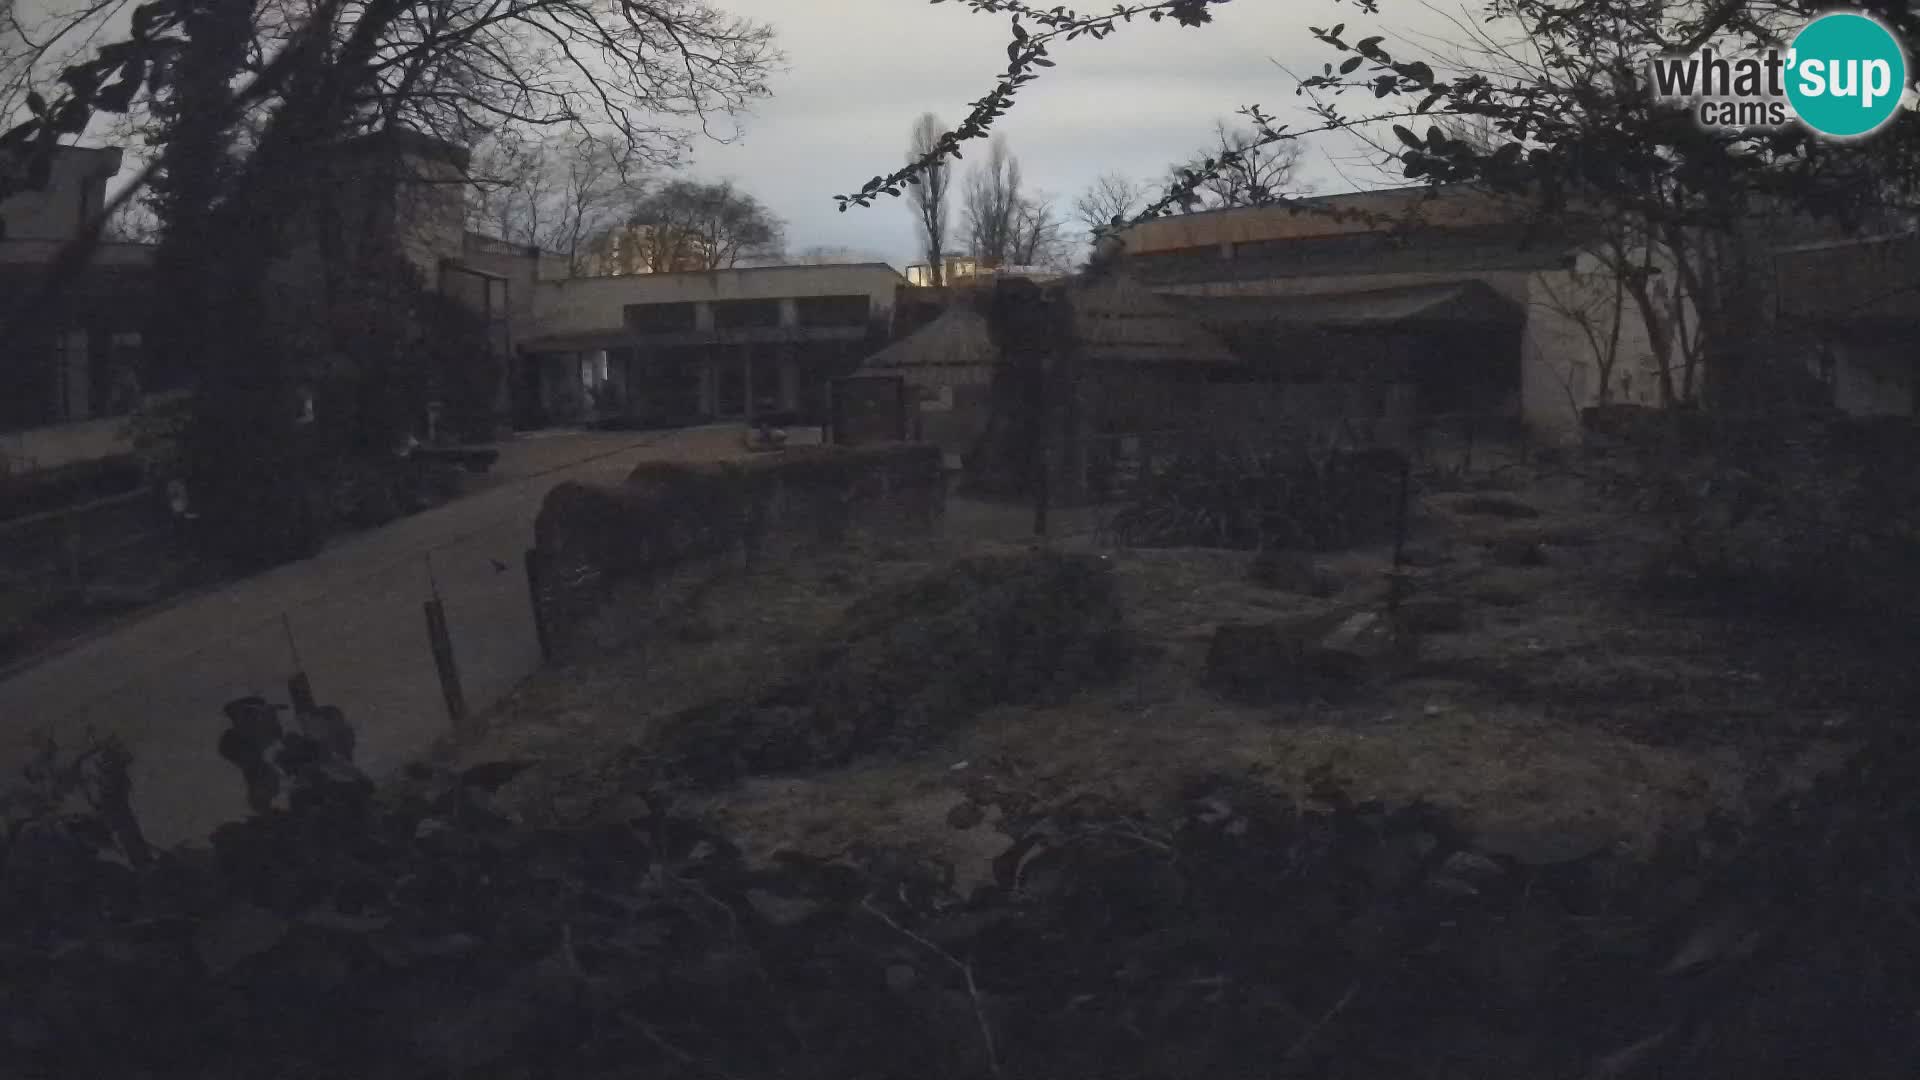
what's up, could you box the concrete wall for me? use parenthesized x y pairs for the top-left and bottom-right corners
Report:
(1828, 341), (1915, 415)
(1150, 262), (1677, 445)
(1520, 260), (1671, 443)
(0, 147), (121, 242)
(391, 151), (469, 285)
(529, 264), (906, 339)
(528, 443), (945, 662)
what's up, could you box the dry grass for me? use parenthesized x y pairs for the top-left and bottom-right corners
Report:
(473, 480), (1856, 883)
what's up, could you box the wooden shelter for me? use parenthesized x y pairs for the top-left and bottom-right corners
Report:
(859, 301), (999, 467)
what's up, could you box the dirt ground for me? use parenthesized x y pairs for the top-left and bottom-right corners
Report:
(470, 473), (1857, 889)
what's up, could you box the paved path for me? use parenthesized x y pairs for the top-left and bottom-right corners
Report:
(0, 425), (754, 846)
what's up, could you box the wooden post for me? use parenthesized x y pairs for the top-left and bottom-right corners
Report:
(1033, 353), (1051, 539)
(424, 596), (472, 741)
(287, 671), (316, 716)
(524, 548), (553, 664)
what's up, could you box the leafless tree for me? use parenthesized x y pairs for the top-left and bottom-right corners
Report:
(467, 132), (636, 272)
(906, 112), (952, 285)
(0, 0), (132, 122)
(590, 178), (784, 273)
(792, 244), (881, 264)
(1168, 120), (1304, 210)
(1010, 192), (1074, 270)
(964, 135), (1024, 267)
(1073, 171), (1148, 235)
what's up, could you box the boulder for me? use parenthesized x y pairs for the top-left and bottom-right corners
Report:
(1396, 594), (1465, 633)
(1486, 537), (1548, 567)
(1206, 608), (1415, 703)
(1249, 549), (1341, 597)
(1454, 494), (1542, 519)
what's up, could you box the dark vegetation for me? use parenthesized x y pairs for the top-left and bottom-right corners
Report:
(652, 552), (1133, 784)
(1103, 438), (1408, 551)
(9, 500), (1920, 1078)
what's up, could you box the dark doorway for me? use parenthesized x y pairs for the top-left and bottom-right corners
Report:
(717, 359), (746, 417)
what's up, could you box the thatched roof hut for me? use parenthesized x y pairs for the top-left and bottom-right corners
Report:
(863, 304), (997, 371)
(1065, 274), (1244, 370)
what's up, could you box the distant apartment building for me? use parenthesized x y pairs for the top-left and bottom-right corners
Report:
(1110, 186), (1667, 442)
(517, 263), (907, 425)
(904, 254), (1065, 287)
(905, 254), (977, 287)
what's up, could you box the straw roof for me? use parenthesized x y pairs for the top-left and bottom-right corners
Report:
(1165, 280), (1524, 334)
(1066, 274), (1243, 369)
(863, 304), (998, 368)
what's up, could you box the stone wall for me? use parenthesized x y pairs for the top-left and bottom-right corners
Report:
(529, 442), (945, 662)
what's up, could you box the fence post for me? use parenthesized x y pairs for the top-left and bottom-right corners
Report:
(524, 548), (552, 665)
(424, 595), (473, 741)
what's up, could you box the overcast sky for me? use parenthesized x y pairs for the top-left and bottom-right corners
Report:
(701, 0), (1423, 267)
(9, 0), (1473, 268)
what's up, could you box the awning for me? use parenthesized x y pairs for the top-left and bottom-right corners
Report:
(1164, 279), (1524, 332)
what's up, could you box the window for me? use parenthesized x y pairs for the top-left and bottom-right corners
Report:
(795, 294), (870, 328)
(711, 299), (783, 330)
(624, 302), (698, 333)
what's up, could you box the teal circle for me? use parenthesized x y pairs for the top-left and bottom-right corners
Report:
(1786, 13), (1907, 138)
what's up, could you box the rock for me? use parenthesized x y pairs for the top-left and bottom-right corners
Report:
(746, 889), (825, 928)
(1249, 550), (1340, 597)
(1455, 494), (1542, 519)
(1396, 594), (1465, 633)
(885, 963), (920, 993)
(1474, 823), (1618, 867)
(1397, 543), (1451, 568)
(1430, 849), (1506, 896)
(945, 800), (986, 830)
(1487, 537), (1548, 567)
(1205, 609), (1414, 703)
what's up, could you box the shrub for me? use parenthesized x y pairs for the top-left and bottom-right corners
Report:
(652, 551), (1134, 783)
(1104, 438), (1407, 551)
(8, 660), (1920, 1080)
(1631, 414), (1920, 623)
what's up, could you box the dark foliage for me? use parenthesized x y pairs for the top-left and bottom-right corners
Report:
(654, 551), (1134, 784)
(7, 694), (1920, 1080)
(1106, 439), (1407, 551)
(1602, 409), (1920, 627)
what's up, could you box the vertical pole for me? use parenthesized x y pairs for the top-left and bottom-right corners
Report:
(284, 612), (316, 717)
(1033, 354), (1051, 539)
(421, 555), (471, 741)
(424, 596), (471, 741)
(524, 548), (553, 664)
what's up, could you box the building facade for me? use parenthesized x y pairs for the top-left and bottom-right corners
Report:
(0, 146), (158, 470)
(1112, 186), (1677, 443)
(518, 263), (906, 426)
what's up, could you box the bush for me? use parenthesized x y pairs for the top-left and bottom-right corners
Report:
(653, 551), (1134, 783)
(1104, 439), (1407, 551)
(1630, 414), (1920, 622)
(9, 707), (1920, 1080)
